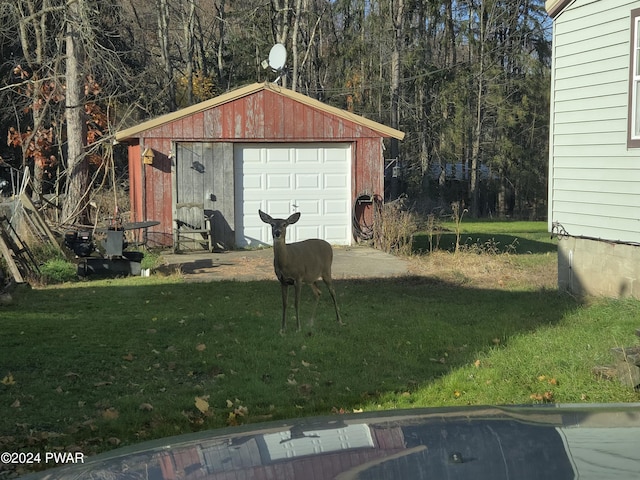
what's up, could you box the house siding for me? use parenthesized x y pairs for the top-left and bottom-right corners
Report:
(549, 0), (640, 244)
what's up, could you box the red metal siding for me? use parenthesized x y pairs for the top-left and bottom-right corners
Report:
(127, 143), (142, 223)
(138, 138), (173, 245)
(128, 88), (388, 247)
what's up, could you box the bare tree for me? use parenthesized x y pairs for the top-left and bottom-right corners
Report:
(62, 0), (89, 224)
(156, 0), (176, 111)
(11, 0), (66, 195)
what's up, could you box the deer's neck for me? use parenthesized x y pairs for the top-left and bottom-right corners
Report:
(272, 238), (292, 279)
(273, 238), (288, 261)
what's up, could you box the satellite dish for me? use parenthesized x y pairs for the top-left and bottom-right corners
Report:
(261, 43), (287, 84)
(268, 43), (287, 71)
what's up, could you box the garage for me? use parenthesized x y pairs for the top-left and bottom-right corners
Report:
(115, 82), (404, 249)
(234, 143), (351, 247)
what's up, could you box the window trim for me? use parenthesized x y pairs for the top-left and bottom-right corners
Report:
(627, 8), (640, 148)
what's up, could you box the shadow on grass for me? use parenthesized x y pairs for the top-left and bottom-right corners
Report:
(0, 275), (577, 462)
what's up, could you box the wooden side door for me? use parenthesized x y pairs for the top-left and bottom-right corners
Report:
(174, 142), (235, 250)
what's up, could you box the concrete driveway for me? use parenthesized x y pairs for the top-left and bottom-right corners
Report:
(160, 245), (411, 282)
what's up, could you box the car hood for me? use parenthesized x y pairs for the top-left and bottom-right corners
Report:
(18, 403), (640, 480)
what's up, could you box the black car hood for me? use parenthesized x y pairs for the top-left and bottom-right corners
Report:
(18, 403), (640, 480)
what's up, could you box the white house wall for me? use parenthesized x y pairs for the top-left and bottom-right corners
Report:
(549, 0), (640, 244)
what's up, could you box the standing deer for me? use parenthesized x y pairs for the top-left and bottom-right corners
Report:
(259, 210), (343, 332)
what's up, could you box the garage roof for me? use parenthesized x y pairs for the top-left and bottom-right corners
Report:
(545, 0), (572, 19)
(115, 82), (405, 142)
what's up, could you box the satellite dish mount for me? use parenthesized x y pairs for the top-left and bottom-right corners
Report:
(261, 43), (287, 85)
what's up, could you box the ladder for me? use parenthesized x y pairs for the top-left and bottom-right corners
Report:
(0, 215), (39, 283)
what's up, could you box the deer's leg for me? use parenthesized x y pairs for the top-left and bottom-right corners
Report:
(308, 282), (322, 327)
(294, 280), (302, 332)
(280, 283), (289, 333)
(323, 277), (343, 325)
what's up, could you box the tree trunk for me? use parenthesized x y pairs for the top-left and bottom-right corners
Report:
(183, 0), (196, 105)
(17, 0), (49, 196)
(271, 0), (291, 88)
(469, 0), (485, 218)
(62, 0), (89, 225)
(290, 0), (302, 91)
(157, 0), (175, 111)
(389, 0), (404, 200)
(214, 0), (226, 85)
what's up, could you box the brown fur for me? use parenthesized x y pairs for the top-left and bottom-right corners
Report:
(259, 210), (343, 332)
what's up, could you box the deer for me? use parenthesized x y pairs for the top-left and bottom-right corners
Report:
(259, 210), (343, 333)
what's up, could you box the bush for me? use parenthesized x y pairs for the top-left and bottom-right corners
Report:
(140, 249), (163, 270)
(373, 197), (416, 255)
(40, 258), (77, 284)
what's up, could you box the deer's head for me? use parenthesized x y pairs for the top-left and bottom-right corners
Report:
(259, 210), (300, 240)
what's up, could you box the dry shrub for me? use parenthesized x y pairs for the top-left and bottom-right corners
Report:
(89, 186), (130, 226)
(408, 250), (557, 291)
(424, 212), (444, 252)
(373, 196), (417, 255)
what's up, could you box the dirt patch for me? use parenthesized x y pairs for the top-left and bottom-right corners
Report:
(158, 246), (412, 282)
(157, 247), (557, 290)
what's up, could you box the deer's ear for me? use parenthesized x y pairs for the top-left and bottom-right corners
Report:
(287, 212), (301, 225)
(258, 210), (273, 224)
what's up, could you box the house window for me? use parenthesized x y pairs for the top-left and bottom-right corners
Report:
(628, 8), (640, 147)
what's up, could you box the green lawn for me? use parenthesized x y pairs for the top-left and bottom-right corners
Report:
(1, 220), (639, 476)
(414, 220), (556, 254)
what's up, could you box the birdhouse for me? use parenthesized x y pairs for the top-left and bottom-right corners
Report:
(142, 147), (154, 165)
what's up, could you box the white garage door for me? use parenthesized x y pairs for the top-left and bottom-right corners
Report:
(235, 143), (352, 247)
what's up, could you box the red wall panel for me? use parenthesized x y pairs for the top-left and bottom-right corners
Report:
(128, 88), (390, 247)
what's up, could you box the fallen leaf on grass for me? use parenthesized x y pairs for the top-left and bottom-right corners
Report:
(530, 391), (554, 403)
(122, 353), (134, 361)
(537, 375), (559, 386)
(102, 408), (120, 420)
(195, 343), (206, 352)
(11, 399), (20, 408)
(474, 359), (481, 368)
(139, 403), (154, 411)
(1, 373), (16, 385)
(195, 396), (210, 413)
(301, 360), (311, 367)
(227, 411), (238, 426)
